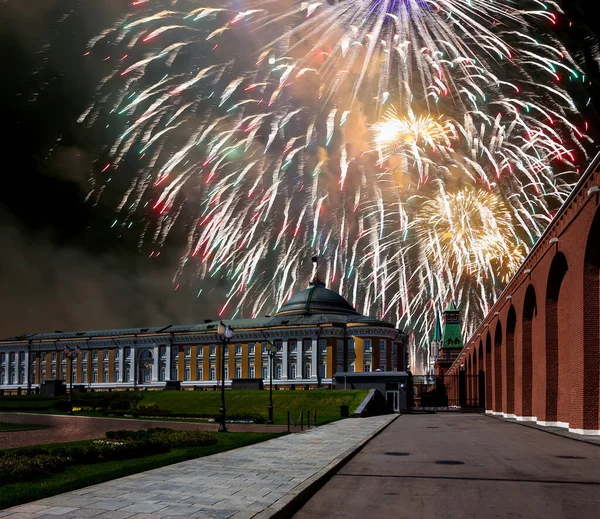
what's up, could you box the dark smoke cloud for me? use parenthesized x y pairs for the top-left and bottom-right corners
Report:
(0, 213), (219, 339)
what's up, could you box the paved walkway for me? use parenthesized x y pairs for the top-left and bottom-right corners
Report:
(0, 413), (293, 449)
(0, 415), (396, 519)
(294, 413), (600, 519)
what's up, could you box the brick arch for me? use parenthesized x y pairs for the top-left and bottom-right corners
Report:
(505, 305), (517, 416)
(583, 206), (600, 431)
(467, 354), (473, 402)
(522, 284), (537, 418)
(494, 321), (503, 413)
(478, 341), (484, 408)
(545, 252), (568, 424)
(485, 331), (492, 411)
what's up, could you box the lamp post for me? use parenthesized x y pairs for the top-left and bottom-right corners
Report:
(63, 346), (81, 415)
(217, 321), (234, 432)
(267, 344), (277, 424)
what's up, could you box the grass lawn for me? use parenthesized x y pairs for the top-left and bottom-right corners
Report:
(0, 422), (50, 432)
(0, 432), (282, 510)
(141, 389), (369, 425)
(0, 390), (369, 425)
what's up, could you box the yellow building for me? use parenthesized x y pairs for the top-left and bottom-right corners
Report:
(0, 281), (407, 392)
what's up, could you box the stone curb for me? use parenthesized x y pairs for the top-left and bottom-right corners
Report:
(253, 414), (400, 519)
(484, 413), (600, 447)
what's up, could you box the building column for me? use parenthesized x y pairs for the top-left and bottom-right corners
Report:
(118, 347), (124, 383)
(281, 340), (288, 380)
(24, 350), (30, 390)
(152, 345), (159, 382)
(311, 338), (318, 379)
(130, 347), (137, 383)
(166, 347), (172, 381)
(298, 341), (304, 379)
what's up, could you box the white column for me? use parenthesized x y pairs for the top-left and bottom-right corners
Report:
(24, 350), (30, 389)
(130, 347), (136, 383)
(152, 345), (159, 382)
(311, 338), (318, 379)
(118, 347), (124, 383)
(298, 340), (304, 379)
(281, 340), (288, 380)
(166, 347), (172, 381)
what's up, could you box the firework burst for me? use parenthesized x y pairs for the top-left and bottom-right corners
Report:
(78, 0), (593, 372)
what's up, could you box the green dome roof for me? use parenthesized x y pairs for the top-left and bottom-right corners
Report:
(275, 282), (359, 316)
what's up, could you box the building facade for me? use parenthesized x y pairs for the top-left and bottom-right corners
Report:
(445, 154), (600, 435)
(0, 281), (408, 393)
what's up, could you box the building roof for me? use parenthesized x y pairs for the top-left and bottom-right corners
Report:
(432, 312), (442, 342)
(0, 283), (399, 345)
(274, 281), (360, 316)
(445, 301), (458, 312)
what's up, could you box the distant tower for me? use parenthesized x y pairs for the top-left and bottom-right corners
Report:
(435, 301), (464, 377)
(428, 312), (442, 376)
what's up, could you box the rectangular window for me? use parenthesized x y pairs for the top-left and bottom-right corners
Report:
(93, 351), (98, 361)
(185, 368), (191, 381)
(235, 344), (242, 355)
(305, 364), (311, 378)
(92, 371), (98, 383)
(249, 344), (255, 354)
(290, 364), (296, 379)
(197, 367), (203, 380)
(51, 370), (56, 380)
(275, 340), (282, 352)
(185, 347), (191, 358)
(60, 368), (66, 380)
(51, 352), (56, 361)
(114, 370), (120, 382)
(125, 347), (131, 358)
(249, 366), (255, 378)
(364, 339), (372, 352)
(235, 367), (241, 378)
(209, 367), (216, 381)
(319, 364), (325, 378)
(262, 366), (268, 379)
(262, 344), (267, 354)
(210, 345), (216, 356)
(304, 340), (312, 352)
(160, 368), (166, 382)
(114, 349), (120, 359)
(159, 346), (166, 357)
(276, 365), (282, 379)
(72, 370), (77, 382)
(224, 367), (229, 380)
(319, 339), (327, 351)
(290, 341), (297, 353)
(364, 364), (371, 372)
(19, 371), (25, 384)
(103, 350), (109, 360)
(41, 352), (46, 362)
(103, 370), (108, 383)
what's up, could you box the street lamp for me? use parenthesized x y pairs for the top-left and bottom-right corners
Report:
(217, 321), (234, 432)
(267, 343), (277, 424)
(63, 346), (81, 415)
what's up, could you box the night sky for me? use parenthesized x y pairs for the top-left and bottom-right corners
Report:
(0, 0), (598, 340)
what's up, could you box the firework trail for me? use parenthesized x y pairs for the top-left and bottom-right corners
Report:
(79, 0), (593, 371)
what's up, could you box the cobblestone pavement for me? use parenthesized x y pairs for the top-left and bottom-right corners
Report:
(0, 414), (396, 519)
(0, 414), (295, 449)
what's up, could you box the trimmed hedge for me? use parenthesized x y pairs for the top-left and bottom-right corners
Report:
(0, 454), (68, 482)
(0, 428), (217, 485)
(105, 428), (218, 448)
(102, 410), (266, 423)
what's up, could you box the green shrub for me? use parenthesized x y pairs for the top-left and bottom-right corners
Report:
(0, 454), (68, 484)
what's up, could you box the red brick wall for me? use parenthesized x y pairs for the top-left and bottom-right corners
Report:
(448, 160), (600, 432)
